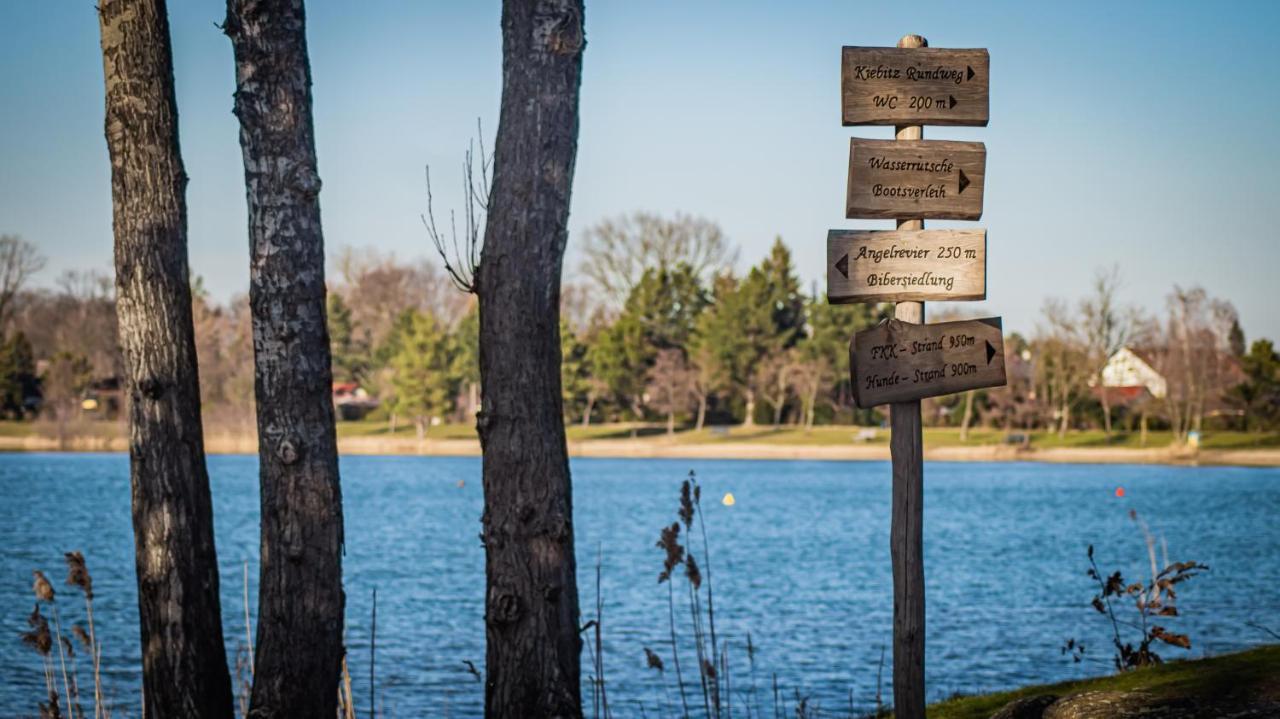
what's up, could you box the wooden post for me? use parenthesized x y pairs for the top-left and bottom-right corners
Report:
(890, 31), (928, 719)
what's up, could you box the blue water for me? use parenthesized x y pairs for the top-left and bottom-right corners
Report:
(1, 454), (1277, 717)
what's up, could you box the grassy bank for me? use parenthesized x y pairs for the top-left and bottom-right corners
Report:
(334, 419), (1280, 451)
(928, 644), (1280, 718)
(4, 420), (1279, 466)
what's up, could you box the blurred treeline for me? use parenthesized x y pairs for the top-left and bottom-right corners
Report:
(1, 215), (1276, 440)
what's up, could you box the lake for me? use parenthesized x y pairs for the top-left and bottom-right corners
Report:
(1, 453), (1277, 717)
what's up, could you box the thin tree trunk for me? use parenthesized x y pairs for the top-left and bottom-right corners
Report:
(959, 390), (974, 441)
(1101, 388), (1112, 436)
(744, 388), (756, 427)
(475, 1), (585, 716)
(224, 2), (345, 715)
(667, 410), (675, 436)
(98, 2), (234, 716)
(695, 393), (707, 431)
(581, 392), (595, 428)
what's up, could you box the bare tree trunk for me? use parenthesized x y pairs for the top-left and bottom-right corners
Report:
(1101, 388), (1112, 436)
(224, 1), (345, 715)
(959, 390), (974, 441)
(99, 2), (234, 716)
(1059, 399), (1070, 438)
(667, 410), (675, 436)
(475, 1), (585, 716)
(695, 393), (707, 431)
(581, 391), (595, 428)
(744, 388), (756, 427)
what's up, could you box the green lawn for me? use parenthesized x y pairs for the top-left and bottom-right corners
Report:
(927, 644), (1280, 719)
(5, 417), (1278, 451)
(332, 420), (1280, 450)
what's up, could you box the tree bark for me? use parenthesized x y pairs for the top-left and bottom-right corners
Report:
(98, 1), (234, 716)
(959, 389), (974, 441)
(475, 1), (585, 717)
(224, 1), (345, 716)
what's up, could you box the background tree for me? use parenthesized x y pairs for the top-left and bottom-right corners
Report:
(0, 332), (37, 419)
(646, 347), (696, 435)
(1080, 266), (1137, 436)
(225, 0), (345, 714)
(0, 235), (46, 333)
(327, 292), (371, 385)
(578, 211), (737, 306)
(1036, 299), (1091, 436)
(98, 0), (234, 714)
(389, 310), (455, 438)
(1227, 339), (1280, 431)
(473, 0), (587, 715)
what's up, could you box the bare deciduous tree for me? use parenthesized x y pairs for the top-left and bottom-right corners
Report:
(1080, 266), (1139, 436)
(98, 0), (234, 715)
(578, 212), (737, 306)
(646, 348), (696, 435)
(0, 235), (45, 333)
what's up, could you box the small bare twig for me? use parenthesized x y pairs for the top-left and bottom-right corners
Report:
(423, 119), (491, 294)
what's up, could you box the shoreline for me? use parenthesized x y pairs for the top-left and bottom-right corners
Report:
(3, 433), (1277, 468)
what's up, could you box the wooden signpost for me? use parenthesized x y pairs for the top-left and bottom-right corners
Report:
(845, 138), (986, 220)
(830, 34), (1003, 719)
(827, 229), (986, 303)
(850, 317), (1006, 407)
(841, 46), (990, 126)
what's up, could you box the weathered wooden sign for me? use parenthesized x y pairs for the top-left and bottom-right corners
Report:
(846, 138), (986, 220)
(841, 46), (990, 126)
(827, 229), (986, 303)
(850, 317), (1006, 407)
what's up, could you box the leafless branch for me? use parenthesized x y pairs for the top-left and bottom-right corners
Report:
(423, 121), (491, 294)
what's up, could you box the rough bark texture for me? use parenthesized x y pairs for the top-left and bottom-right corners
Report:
(477, 1), (586, 716)
(224, 1), (345, 716)
(890, 33), (928, 719)
(98, 1), (235, 716)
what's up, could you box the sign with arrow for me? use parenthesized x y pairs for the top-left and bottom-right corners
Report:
(846, 138), (986, 220)
(849, 317), (1006, 407)
(841, 46), (989, 126)
(828, 229), (986, 303)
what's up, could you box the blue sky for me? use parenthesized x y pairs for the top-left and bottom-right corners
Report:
(2, 1), (1277, 340)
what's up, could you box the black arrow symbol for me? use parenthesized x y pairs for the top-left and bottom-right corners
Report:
(835, 253), (849, 279)
(958, 169), (970, 194)
(986, 340), (997, 365)
(949, 95), (957, 109)
(966, 65), (975, 81)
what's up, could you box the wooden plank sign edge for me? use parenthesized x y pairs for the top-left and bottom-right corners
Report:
(849, 316), (1006, 408)
(841, 46), (990, 127)
(845, 138), (987, 221)
(827, 228), (987, 303)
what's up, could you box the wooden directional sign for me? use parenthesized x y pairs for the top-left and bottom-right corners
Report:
(828, 229), (986, 303)
(841, 46), (990, 126)
(850, 317), (1006, 408)
(846, 138), (986, 220)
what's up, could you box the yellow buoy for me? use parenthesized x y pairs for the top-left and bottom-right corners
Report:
(722, 492), (735, 506)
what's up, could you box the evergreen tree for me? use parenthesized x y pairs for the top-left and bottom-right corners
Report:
(0, 332), (37, 418)
(389, 310), (456, 438)
(591, 263), (708, 417)
(327, 292), (370, 384)
(1228, 339), (1280, 431)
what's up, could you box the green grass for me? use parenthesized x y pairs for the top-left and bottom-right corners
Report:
(327, 419), (1280, 450)
(927, 644), (1280, 719)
